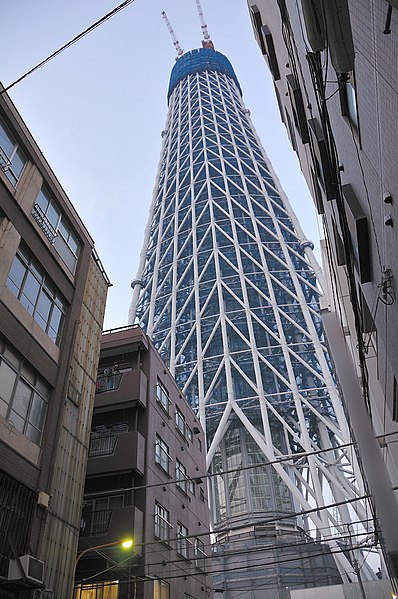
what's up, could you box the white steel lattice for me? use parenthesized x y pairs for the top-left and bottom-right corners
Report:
(129, 49), (375, 587)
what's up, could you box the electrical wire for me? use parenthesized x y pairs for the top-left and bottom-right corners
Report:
(77, 534), (376, 586)
(83, 438), (359, 499)
(78, 492), (371, 567)
(0, 0), (136, 94)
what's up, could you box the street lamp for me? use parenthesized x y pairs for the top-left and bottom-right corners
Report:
(75, 538), (134, 566)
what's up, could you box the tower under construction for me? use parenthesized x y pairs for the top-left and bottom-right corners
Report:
(129, 22), (376, 597)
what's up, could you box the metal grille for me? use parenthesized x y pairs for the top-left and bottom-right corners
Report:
(0, 471), (36, 577)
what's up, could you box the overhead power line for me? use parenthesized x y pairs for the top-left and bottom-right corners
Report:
(1, 0), (136, 94)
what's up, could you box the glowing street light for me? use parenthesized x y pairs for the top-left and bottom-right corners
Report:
(75, 538), (134, 566)
(121, 539), (133, 550)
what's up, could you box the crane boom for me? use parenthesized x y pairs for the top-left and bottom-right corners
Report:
(161, 11), (184, 58)
(195, 0), (210, 39)
(195, 0), (214, 48)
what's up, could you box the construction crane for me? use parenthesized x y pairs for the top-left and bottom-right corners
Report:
(161, 11), (184, 59)
(195, 0), (214, 48)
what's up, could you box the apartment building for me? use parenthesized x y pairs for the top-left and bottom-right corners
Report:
(0, 84), (109, 597)
(75, 325), (212, 599)
(247, 0), (398, 587)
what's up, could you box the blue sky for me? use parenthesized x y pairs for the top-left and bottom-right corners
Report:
(1, 0), (321, 329)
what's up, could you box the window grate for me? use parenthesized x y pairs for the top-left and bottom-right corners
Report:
(32, 203), (57, 242)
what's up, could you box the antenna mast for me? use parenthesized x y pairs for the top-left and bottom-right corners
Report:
(161, 11), (184, 59)
(195, 0), (214, 48)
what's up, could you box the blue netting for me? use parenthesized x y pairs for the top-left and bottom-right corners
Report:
(167, 48), (242, 100)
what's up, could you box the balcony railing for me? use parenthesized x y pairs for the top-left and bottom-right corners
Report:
(89, 434), (118, 457)
(96, 372), (122, 393)
(31, 203), (57, 242)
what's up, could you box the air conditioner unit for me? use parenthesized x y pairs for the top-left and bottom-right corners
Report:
(8, 554), (44, 585)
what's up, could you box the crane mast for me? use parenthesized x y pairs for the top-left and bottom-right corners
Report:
(161, 11), (184, 59)
(195, 0), (214, 48)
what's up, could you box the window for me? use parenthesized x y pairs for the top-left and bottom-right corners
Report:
(156, 380), (170, 414)
(342, 184), (371, 283)
(186, 424), (193, 442)
(308, 118), (336, 201)
(74, 582), (119, 599)
(177, 522), (189, 559)
(175, 406), (187, 437)
(154, 503), (172, 543)
(260, 25), (281, 81)
(187, 477), (195, 496)
(153, 579), (169, 599)
(0, 339), (49, 445)
(176, 459), (188, 494)
(339, 72), (359, 130)
(0, 118), (27, 186)
(175, 406), (193, 442)
(32, 186), (81, 273)
(155, 435), (172, 474)
(286, 74), (309, 143)
(194, 537), (206, 571)
(6, 244), (67, 345)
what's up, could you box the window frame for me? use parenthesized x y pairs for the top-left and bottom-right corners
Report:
(155, 434), (172, 475)
(339, 71), (359, 132)
(176, 521), (189, 559)
(0, 339), (49, 445)
(176, 459), (188, 494)
(153, 579), (170, 599)
(156, 380), (171, 415)
(154, 502), (172, 544)
(32, 186), (81, 274)
(6, 245), (67, 345)
(0, 118), (27, 187)
(194, 537), (206, 572)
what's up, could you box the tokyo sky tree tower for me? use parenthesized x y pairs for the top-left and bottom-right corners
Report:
(129, 40), (375, 597)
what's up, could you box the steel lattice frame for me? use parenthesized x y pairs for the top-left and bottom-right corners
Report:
(129, 49), (374, 584)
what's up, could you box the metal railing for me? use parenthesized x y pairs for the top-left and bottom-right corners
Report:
(31, 203), (57, 242)
(95, 372), (122, 393)
(89, 434), (118, 457)
(80, 509), (112, 537)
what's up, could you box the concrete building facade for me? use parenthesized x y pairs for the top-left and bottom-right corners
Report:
(247, 0), (398, 589)
(0, 85), (109, 597)
(76, 325), (212, 599)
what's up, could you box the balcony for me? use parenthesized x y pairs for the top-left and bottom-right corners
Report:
(94, 368), (148, 410)
(80, 505), (143, 556)
(86, 430), (145, 476)
(95, 371), (122, 394)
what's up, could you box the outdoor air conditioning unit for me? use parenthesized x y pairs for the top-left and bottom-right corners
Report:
(8, 555), (44, 585)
